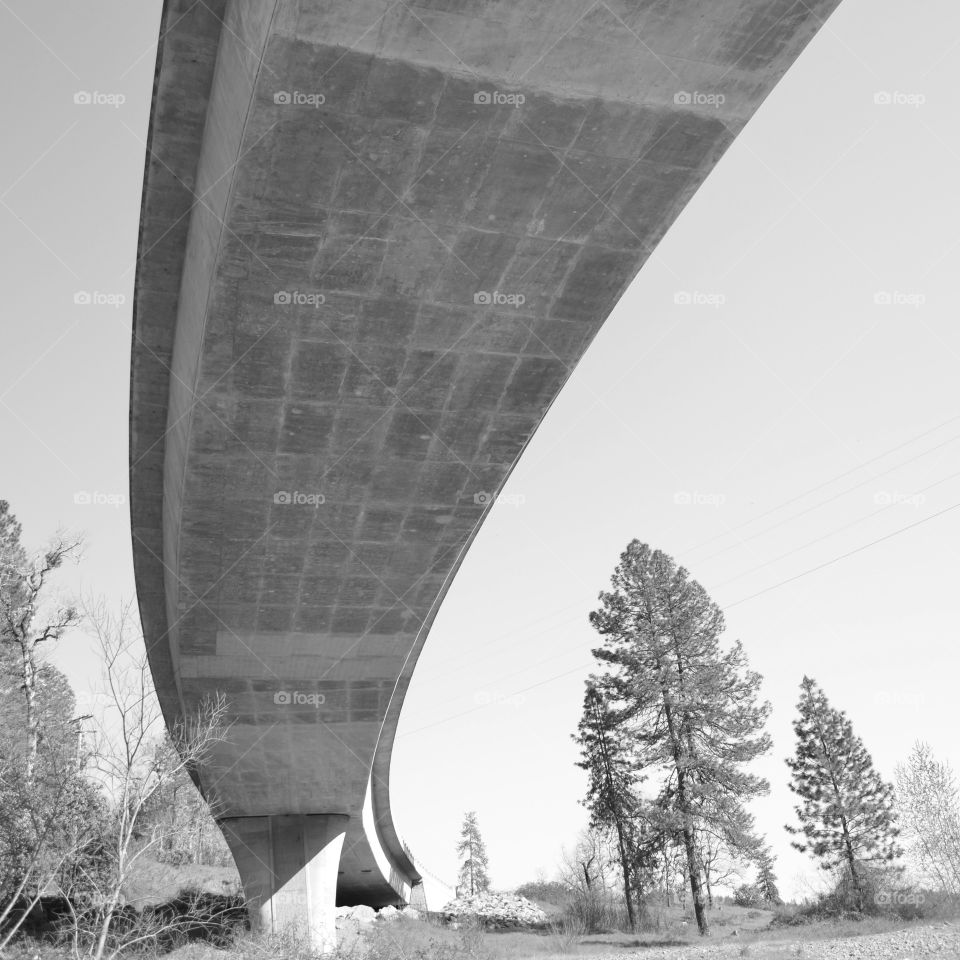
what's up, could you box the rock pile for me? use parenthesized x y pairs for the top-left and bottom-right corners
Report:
(334, 903), (420, 926)
(335, 904), (377, 925)
(441, 892), (547, 928)
(376, 905), (419, 921)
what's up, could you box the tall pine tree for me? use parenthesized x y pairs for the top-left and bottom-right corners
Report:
(754, 846), (782, 905)
(575, 684), (644, 929)
(588, 542), (771, 936)
(786, 676), (901, 911)
(457, 811), (490, 896)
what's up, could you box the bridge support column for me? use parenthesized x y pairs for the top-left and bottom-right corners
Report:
(221, 814), (349, 953)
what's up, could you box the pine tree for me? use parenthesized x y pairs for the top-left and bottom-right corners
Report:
(575, 684), (643, 929)
(785, 676), (901, 911)
(589, 541), (772, 936)
(755, 846), (782, 905)
(457, 811), (490, 896)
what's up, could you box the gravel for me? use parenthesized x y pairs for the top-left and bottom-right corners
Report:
(604, 923), (960, 959)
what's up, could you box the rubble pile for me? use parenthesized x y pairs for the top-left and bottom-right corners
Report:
(335, 903), (420, 926)
(441, 891), (548, 928)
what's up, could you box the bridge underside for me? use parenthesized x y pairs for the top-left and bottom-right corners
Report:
(131, 0), (841, 947)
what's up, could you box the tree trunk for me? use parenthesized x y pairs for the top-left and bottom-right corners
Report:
(841, 819), (864, 912)
(21, 637), (38, 784)
(681, 823), (708, 934)
(613, 823), (636, 931)
(92, 889), (122, 960)
(812, 727), (865, 913)
(661, 684), (708, 936)
(587, 695), (635, 931)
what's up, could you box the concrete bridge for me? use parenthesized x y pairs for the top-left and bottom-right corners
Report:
(131, 0), (840, 947)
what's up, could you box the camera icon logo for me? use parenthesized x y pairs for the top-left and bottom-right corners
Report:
(473, 91), (492, 105)
(274, 91), (291, 105)
(74, 91), (92, 105)
(273, 491), (292, 505)
(274, 290), (292, 305)
(473, 491), (493, 506)
(674, 91), (692, 105)
(674, 291), (692, 306)
(473, 291), (492, 305)
(274, 691), (292, 705)
(874, 291), (892, 305)
(74, 291), (92, 305)
(874, 91), (892, 105)
(73, 491), (92, 505)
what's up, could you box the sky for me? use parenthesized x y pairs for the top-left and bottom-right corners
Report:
(1, 0), (959, 910)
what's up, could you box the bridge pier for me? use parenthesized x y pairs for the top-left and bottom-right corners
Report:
(221, 813), (349, 952)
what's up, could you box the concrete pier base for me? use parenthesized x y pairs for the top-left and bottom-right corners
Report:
(221, 814), (349, 953)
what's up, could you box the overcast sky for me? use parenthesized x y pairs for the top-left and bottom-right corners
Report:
(2, 0), (959, 909)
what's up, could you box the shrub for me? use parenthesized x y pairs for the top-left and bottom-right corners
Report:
(514, 880), (569, 906)
(734, 884), (763, 908)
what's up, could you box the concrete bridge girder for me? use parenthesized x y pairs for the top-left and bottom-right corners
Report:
(131, 0), (842, 948)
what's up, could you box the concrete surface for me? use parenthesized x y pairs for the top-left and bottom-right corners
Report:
(130, 0), (842, 942)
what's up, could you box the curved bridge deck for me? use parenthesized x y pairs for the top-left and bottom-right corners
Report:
(130, 0), (840, 943)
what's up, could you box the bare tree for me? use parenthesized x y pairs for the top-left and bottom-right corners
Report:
(697, 832), (743, 908)
(560, 827), (617, 897)
(0, 526), (82, 784)
(896, 741), (960, 895)
(69, 599), (228, 960)
(0, 512), (95, 950)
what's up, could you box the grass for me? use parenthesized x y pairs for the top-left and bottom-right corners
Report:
(8, 893), (958, 960)
(159, 911), (937, 960)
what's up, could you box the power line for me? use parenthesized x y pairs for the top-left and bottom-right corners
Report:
(683, 414), (960, 555)
(401, 500), (960, 737)
(698, 430), (960, 563)
(723, 499), (960, 609)
(714, 467), (960, 589)
(412, 420), (960, 685)
(399, 660), (593, 738)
